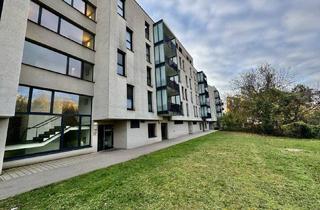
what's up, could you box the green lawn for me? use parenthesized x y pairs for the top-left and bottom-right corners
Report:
(1, 132), (320, 210)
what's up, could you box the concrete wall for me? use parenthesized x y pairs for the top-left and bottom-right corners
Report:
(126, 121), (161, 149)
(94, 0), (159, 122)
(20, 65), (94, 97)
(0, 0), (29, 117)
(167, 121), (189, 139)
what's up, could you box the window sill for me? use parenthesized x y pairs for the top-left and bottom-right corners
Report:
(127, 48), (134, 53)
(117, 73), (127, 78)
(22, 63), (95, 84)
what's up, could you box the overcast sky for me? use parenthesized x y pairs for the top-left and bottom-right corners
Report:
(137, 0), (320, 96)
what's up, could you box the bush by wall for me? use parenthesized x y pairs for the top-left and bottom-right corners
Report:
(311, 125), (320, 139)
(281, 122), (313, 139)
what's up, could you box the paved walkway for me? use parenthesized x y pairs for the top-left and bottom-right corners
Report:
(0, 131), (214, 200)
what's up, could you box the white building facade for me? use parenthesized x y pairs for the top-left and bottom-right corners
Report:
(0, 0), (216, 173)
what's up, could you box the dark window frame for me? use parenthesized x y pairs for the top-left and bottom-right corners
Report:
(126, 28), (133, 51)
(146, 44), (151, 63)
(117, 0), (125, 18)
(148, 123), (156, 138)
(130, 120), (140, 129)
(145, 22), (150, 40)
(147, 66), (152, 87)
(23, 39), (94, 82)
(63, 0), (96, 21)
(127, 84), (134, 110)
(117, 49), (126, 76)
(148, 91), (153, 113)
(28, 1), (95, 50)
(174, 121), (184, 125)
(0, 0), (3, 19)
(6, 84), (93, 160)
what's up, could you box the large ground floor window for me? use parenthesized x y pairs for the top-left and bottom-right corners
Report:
(4, 85), (92, 160)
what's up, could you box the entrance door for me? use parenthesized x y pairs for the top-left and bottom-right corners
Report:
(98, 125), (114, 151)
(188, 122), (193, 134)
(161, 123), (168, 140)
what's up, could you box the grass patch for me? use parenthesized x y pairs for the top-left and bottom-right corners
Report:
(0, 132), (319, 209)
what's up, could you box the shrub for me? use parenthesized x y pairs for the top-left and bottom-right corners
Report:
(311, 125), (320, 139)
(281, 122), (313, 139)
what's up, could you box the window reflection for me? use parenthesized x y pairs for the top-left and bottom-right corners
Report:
(31, 89), (52, 113)
(60, 20), (94, 49)
(40, 8), (59, 32)
(63, 0), (96, 20)
(28, 1), (39, 22)
(62, 116), (80, 149)
(22, 41), (68, 74)
(16, 86), (30, 113)
(53, 92), (79, 114)
(73, 0), (85, 13)
(22, 41), (93, 81)
(83, 63), (93, 81)
(79, 96), (92, 115)
(68, 58), (82, 78)
(80, 116), (91, 146)
(28, 1), (95, 49)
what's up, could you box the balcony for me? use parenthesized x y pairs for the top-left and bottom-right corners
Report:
(168, 103), (182, 114)
(166, 57), (178, 71)
(167, 79), (180, 93)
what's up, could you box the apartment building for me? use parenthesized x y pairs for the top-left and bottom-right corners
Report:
(0, 0), (215, 173)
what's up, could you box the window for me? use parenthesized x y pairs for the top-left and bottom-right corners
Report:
(156, 66), (166, 87)
(126, 28), (133, 50)
(148, 124), (156, 138)
(28, 1), (40, 22)
(15, 86), (30, 113)
(186, 76), (188, 88)
(174, 121), (183, 125)
(185, 89), (188, 101)
(147, 67), (152, 86)
(64, 0), (96, 20)
(148, 91), (153, 112)
(127, 85), (134, 110)
(28, 1), (95, 49)
(145, 22), (150, 40)
(22, 41), (94, 81)
(23, 41), (67, 74)
(5, 85), (92, 160)
(130, 120), (140, 128)
(146, 44), (151, 63)
(0, 0), (3, 19)
(40, 8), (59, 32)
(117, 0), (125, 17)
(60, 19), (94, 49)
(68, 58), (82, 78)
(31, 89), (52, 113)
(83, 62), (94, 81)
(186, 103), (189, 117)
(53, 92), (79, 114)
(154, 44), (165, 64)
(157, 89), (167, 112)
(191, 91), (193, 103)
(117, 50), (125, 76)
